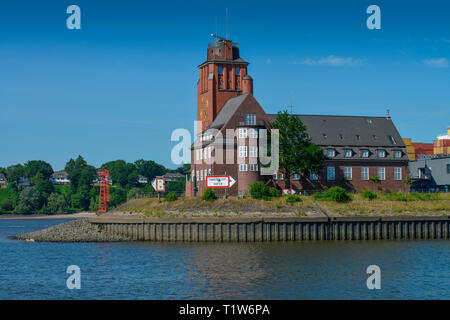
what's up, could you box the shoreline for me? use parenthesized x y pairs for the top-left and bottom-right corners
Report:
(0, 212), (97, 220)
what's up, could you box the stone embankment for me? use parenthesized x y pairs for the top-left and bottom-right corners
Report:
(13, 218), (131, 242)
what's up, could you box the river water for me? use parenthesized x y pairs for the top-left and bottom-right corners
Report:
(0, 219), (448, 299)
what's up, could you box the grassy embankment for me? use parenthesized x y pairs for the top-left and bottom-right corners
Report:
(114, 192), (450, 218)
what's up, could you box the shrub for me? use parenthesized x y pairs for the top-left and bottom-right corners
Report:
(127, 187), (141, 200)
(249, 181), (267, 199)
(314, 186), (351, 203)
(201, 188), (217, 202)
(268, 187), (281, 198)
(361, 189), (377, 200)
(0, 199), (14, 212)
(165, 191), (178, 202)
(262, 195), (271, 201)
(46, 192), (67, 214)
(286, 194), (301, 205)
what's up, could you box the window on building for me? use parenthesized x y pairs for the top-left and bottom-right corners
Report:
(309, 172), (318, 181)
(327, 149), (336, 157)
(356, 135), (360, 141)
(192, 172), (195, 181)
(239, 164), (248, 171)
(244, 114), (256, 125)
(249, 128), (258, 138)
(339, 134), (344, 140)
(378, 167), (386, 180)
(218, 66), (223, 75)
(447, 164), (450, 174)
(273, 173), (277, 180)
(279, 173), (284, 180)
(361, 149), (369, 158)
(327, 167), (336, 181)
(344, 149), (352, 158)
(394, 167), (402, 180)
(293, 173), (301, 180)
(389, 135), (397, 144)
(361, 167), (369, 180)
(204, 148), (208, 159)
(250, 164), (258, 171)
(204, 169), (208, 179)
(238, 128), (247, 139)
(377, 149), (386, 158)
(344, 167), (352, 180)
(249, 146), (258, 157)
(208, 168), (212, 176)
(196, 170), (199, 181)
(239, 146), (247, 158)
(235, 67), (240, 75)
(372, 135), (377, 140)
(394, 150), (402, 158)
(200, 170), (203, 181)
(323, 134), (327, 139)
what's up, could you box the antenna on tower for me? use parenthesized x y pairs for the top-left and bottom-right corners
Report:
(226, 8), (229, 40)
(289, 99), (294, 115)
(386, 108), (391, 119)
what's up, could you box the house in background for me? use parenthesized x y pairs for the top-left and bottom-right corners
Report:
(409, 155), (450, 192)
(404, 127), (450, 160)
(0, 173), (8, 188)
(137, 175), (149, 184)
(50, 170), (70, 185)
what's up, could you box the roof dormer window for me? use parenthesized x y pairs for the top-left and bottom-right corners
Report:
(344, 149), (352, 157)
(327, 148), (336, 157)
(377, 149), (386, 158)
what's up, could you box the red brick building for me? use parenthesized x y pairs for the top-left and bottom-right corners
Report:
(186, 38), (409, 196)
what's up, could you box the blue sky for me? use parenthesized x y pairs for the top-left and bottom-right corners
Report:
(1, 0), (449, 170)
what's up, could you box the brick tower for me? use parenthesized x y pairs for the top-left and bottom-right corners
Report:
(197, 35), (252, 133)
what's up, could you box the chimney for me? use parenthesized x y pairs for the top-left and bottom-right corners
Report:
(242, 74), (253, 95)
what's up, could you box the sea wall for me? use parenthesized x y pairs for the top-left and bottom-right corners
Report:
(89, 216), (450, 242)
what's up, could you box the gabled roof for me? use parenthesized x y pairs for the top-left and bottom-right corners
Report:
(0, 173), (7, 181)
(208, 93), (250, 129)
(268, 114), (406, 147)
(51, 170), (68, 178)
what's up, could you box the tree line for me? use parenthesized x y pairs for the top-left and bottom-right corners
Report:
(0, 157), (188, 214)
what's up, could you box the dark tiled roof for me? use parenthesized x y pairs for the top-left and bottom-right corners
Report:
(268, 114), (406, 147)
(208, 93), (250, 129)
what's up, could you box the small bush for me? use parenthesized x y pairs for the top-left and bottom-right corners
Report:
(286, 194), (301, 205)
(361, 189), (377, 200)
(262, 195), (271, 201)
(165, 191), (178, 202)
(314, 186), (351, 203)
(268, 187), (281, 198)
(249, 181), (267, 199)
(202, 188), (217, 202)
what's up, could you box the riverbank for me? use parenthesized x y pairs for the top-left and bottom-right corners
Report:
(0, 212), (96, 220)
(13, 218), (131, 242)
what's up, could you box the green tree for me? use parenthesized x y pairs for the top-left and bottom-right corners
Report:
(32, 172), (54, 198)
(15, 187), (43, 213)
(102, 160), (138, 189)
(46, 192), (67, 214)
(5, 164), (25, 184)
(0, 199), (14, 212)
(24, 160), (53, 180)
(134, 159), (166, 181)
(272, 111), (325, 189)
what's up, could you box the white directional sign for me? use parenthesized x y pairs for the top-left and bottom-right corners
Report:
(206, 176), (236, 188)
(152, 178), (165, 192)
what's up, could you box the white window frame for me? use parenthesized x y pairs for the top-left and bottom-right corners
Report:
(238, 128), (248, 139)
(239, 164), (248, 171)
(361, 149), (369, 158)
(327, 149), (335, 157)
(394, 167), (402, 180)
(245, 114), (256, 125)
(250, 164), (258, 171)
(200, 169), (203, 181)
(344, 167), (352, 180)
(249, 128), (258, 138)
(394, 150), (402, 158)
(293, 173), (301, 180)
(377, 149), (386, 158)
(378, 167), (386, 180)
(249, 146), (258, 158)
(327, 167), (336, 181)
(361, 167), (369, 180)
(239, 146), (247, 158)
(344, 149), (352, 158)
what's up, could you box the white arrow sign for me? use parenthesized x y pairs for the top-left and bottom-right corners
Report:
(152, 178), (165, 192)
(206, 176), (236, 188)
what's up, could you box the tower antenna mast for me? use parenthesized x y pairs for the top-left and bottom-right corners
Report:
(226, 8), (228, 40)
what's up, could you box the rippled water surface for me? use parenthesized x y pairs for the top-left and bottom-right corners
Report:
(0, 219), (448, 299)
